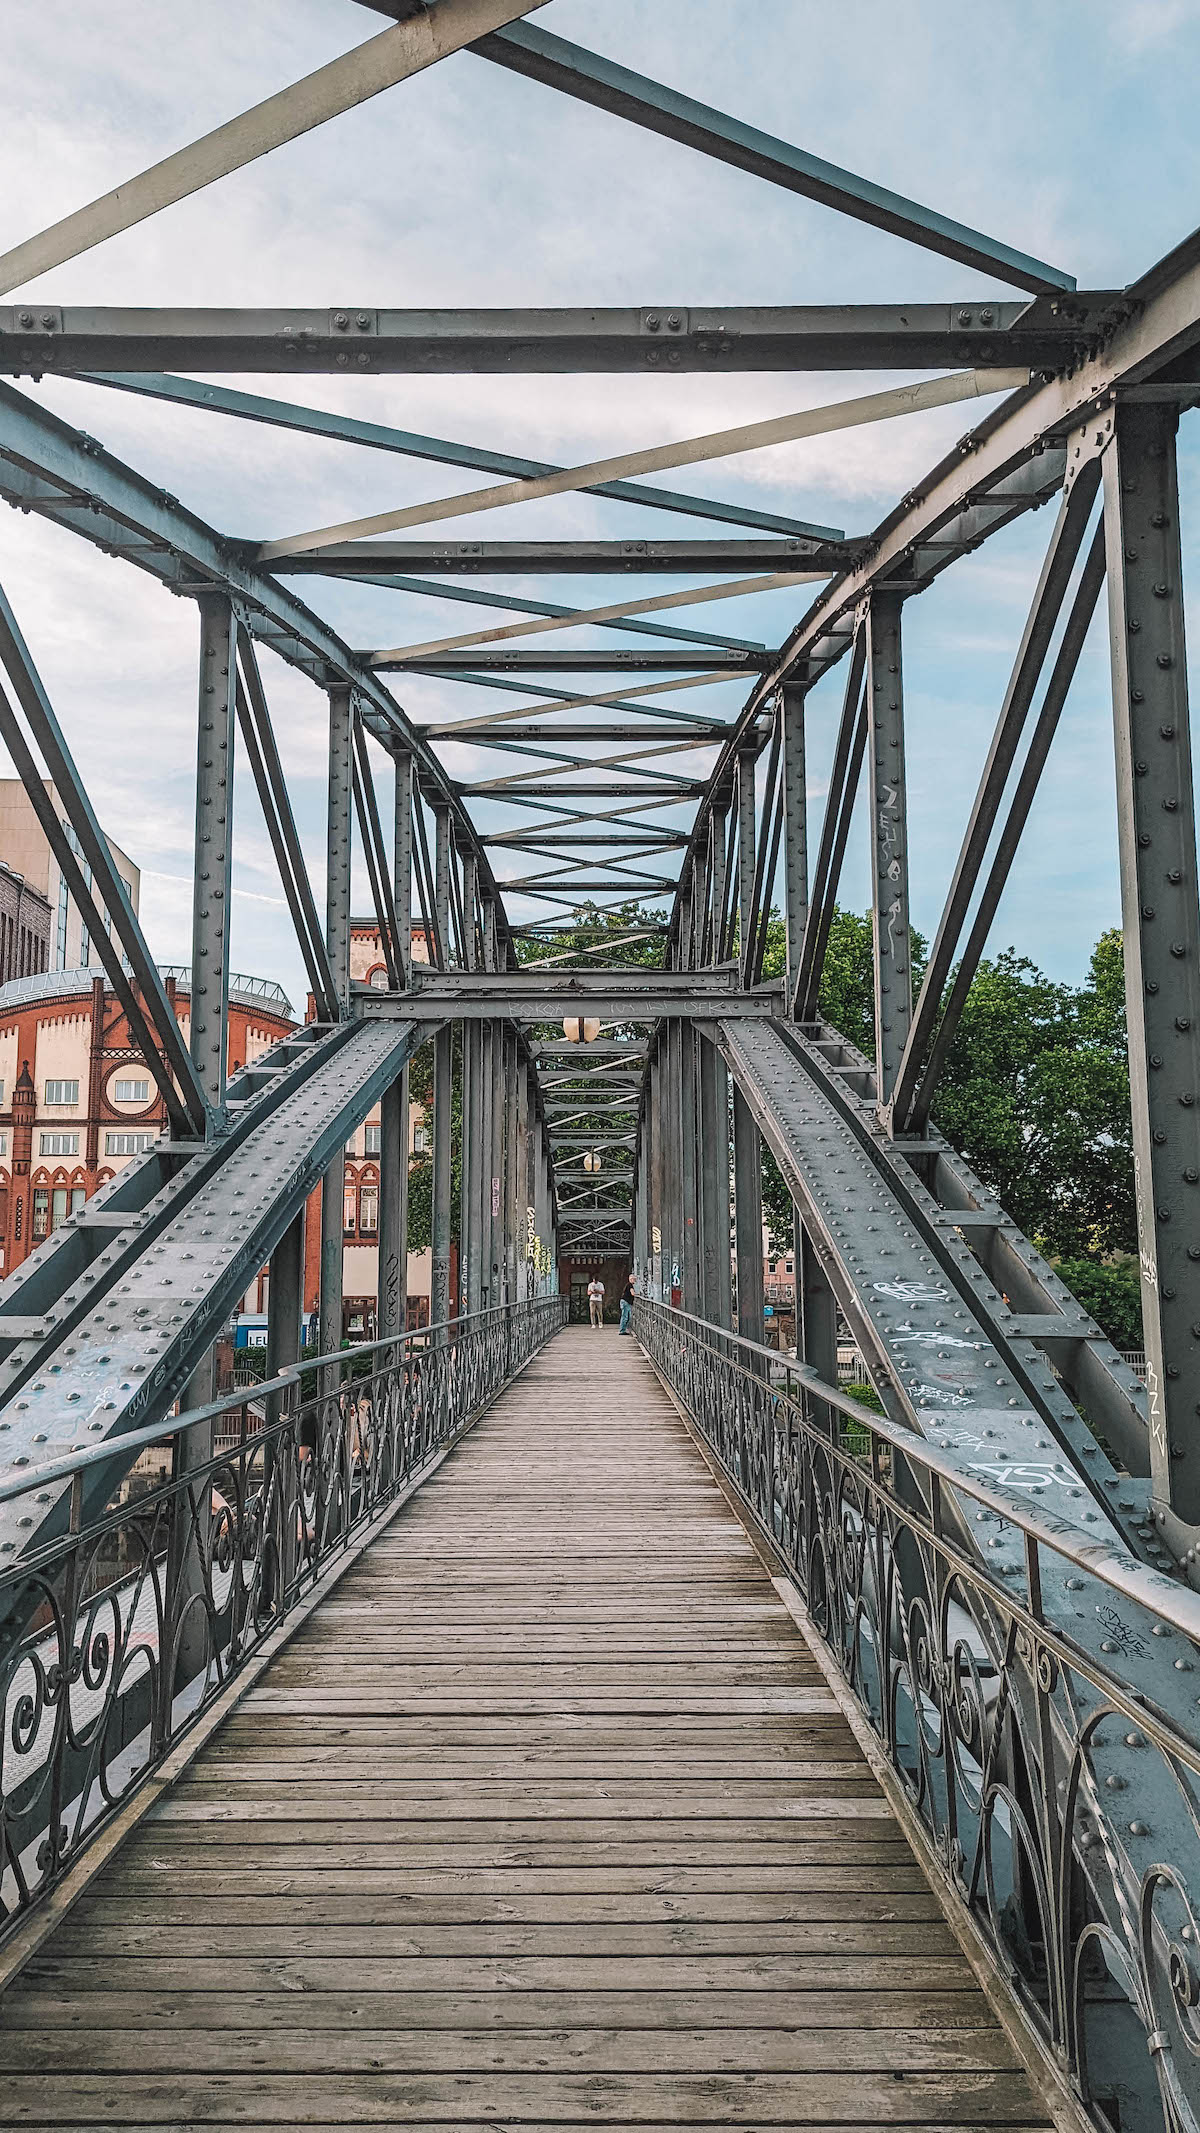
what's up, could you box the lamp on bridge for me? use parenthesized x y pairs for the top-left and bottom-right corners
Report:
(582, 1150), (602, 1174)
(563, 1015), (600, 1042)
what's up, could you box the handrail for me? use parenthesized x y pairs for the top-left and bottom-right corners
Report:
(0, 1297), (553, 1509)
(0, 1292), (568, 1943)
(643, 1299), (1200, 1646)
(634, 1295), (1200, 2133)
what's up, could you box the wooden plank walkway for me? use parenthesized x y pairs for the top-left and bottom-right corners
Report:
(0, 1326), (1052, 2129)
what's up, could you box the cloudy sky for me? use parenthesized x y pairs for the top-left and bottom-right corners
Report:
(2, 0), (1199, 1007)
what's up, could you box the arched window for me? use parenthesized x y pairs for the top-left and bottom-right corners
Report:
(359, 1181), (378, 1233)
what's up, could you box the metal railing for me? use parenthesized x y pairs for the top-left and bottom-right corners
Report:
(0, 1293), (566, 1942)
(634, 1296), (1200, 2133)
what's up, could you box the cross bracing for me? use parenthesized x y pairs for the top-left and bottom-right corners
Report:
(0, 6), (1199, 2124)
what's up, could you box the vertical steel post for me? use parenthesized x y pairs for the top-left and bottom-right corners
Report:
(191, 593), (236, 1118)
(798, 1223), (839, 1430)
(457, 846), (478, 1315)
(378, 751), (413, 1345)
(732, 1086), (764, 1342)
(781, 680), (808, 1008)
(1103, 401), (1200, 1534)
(736, 746), (757, 987)
(650, 1045), (664, 1301)
(677, 885), (693, 971)
(709, 802), (729, 966)
(479, 1017), (493, 1306)
(691, 842), (709, 971)
(319, 684), (353, 1364)
(679, 1023), (699, 1310)
(492, 1021), (504, 1304)
(697, 1037), (732, 1326)
(264, 1209), (303, 1601)
(866, 592), (913, 1104)
(266, 1213), (304, 1391)
(508, 1036), (525, 1305)
(431, 806), (453, 1329)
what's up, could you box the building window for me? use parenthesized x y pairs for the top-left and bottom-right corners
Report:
(44, 1080), (79, 1106)
(113, 1077), (149, 1102)
(51, 1186), (67, 1229)
(0, 1133), (7, 1156)
(785, 1260), (793, 1275)
(40, 1132), (79, 1156)
(104, 1131), (155, 1156)
(70, 1185), (86, 1214)
(32, 1188), (49, 1240)
(368, 967), (389, 989)
(412, 1125), (430, 1155)
(343, 1187), (357, 1233)
(0, 1080), (6, 1105)
(363, 1124), (381, 1155)
(359, 1184), (378, 1233)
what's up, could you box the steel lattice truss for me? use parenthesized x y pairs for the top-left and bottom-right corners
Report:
(4, 5), (1200, 2119)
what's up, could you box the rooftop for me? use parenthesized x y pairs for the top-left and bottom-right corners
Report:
(0, 965), (293, 1017)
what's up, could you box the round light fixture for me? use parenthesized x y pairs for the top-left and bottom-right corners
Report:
(563, 1016), (601, 1043)
(582, 1150), (602, 1174)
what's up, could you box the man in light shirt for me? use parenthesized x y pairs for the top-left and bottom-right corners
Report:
(587, 1275), (605, 1328)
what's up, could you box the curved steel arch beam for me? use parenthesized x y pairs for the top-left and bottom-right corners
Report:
(0, 377), (512, 957)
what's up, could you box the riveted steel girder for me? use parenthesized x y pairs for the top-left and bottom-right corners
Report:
(0, 302), (1099, 374)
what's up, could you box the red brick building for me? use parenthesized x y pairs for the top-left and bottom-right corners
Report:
(294, 920), (434, 1336)
(0, 965), (293, 1275)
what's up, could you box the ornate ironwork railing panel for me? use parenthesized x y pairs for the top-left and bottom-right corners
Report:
(635, 1296), (1200, 2133)
(0, 1294), (566, 1942)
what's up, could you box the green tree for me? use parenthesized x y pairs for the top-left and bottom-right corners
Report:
(1051, 1254), (1142, 1350)
(931, 941), (1133, 1259)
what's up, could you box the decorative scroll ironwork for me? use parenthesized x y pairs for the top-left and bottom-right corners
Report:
(0, 1294), (565, 1940)
(636, 1296), (1200, 2133)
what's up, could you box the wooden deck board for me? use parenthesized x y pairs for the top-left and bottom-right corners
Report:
(0, 1328), (1051, 2129)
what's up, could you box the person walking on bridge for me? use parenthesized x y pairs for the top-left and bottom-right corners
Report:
(619, 1274), (635, 1336)
(587, 1274), (605, 1328)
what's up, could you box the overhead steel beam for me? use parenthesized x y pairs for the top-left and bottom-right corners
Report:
(390, 648), (765, 674)
(0, 305), (1089, 374)
(463, 18), (1076, 294)
(69, 370), (840, 543)
(261, 369), (1025, 558)
(0, 0), (547, 296)
(368, 570), (819, 663)
(462, 724), (728, 742)
(350, 572), (766, 652)
(270, 537), (851, 577)
(431, 670), (749, 729)
(0, 380), (508, 936)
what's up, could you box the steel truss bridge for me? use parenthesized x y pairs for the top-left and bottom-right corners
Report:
(1, 4), (1200, 2127)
